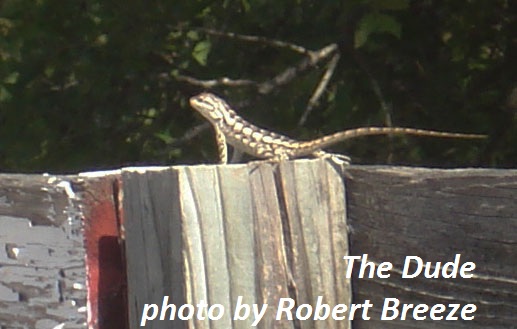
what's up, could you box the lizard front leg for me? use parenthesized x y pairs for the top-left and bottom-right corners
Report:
(214, 125), (228, 164)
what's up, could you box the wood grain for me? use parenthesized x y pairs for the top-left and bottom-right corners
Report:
(123, 160), (350, 329)
(0, 174), (86, 328)
(345, 166), (517, 329)
(122, 160), (516, 329)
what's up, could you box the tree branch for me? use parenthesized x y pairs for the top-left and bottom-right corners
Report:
(175, 75), (256, 88)
(257, 43), (338, 94)
(196, 28), (311, 55)
(298, 53), (340, 125)
(174, 122), (210, 145)
(176, 36), (338, 96)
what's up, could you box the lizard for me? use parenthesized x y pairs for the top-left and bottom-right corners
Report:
(189, 92), (487, 164)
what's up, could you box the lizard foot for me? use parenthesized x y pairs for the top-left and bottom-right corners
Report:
(313, 151), (351, 165)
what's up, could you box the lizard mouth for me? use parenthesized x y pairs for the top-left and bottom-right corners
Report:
(190, 94), (214, 111)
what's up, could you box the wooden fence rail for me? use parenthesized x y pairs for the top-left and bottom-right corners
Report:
(0, 159), (516, 329)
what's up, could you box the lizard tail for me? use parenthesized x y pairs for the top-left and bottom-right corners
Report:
(304, 127), (487, 151)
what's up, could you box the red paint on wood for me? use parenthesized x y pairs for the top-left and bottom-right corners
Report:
(82, 175), (127, 329)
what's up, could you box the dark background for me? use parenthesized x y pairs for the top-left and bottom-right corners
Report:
(0, 0), (515, 173)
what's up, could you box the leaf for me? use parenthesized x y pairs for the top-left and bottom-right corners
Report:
(3, 72), (19, 84)
(240, 0), (251, 12)
(192, 40), (211, 66)
(354, 13), (401, 48)
(0, 86), (12, 102)
(186, 30), (199, 40)
(155, 131), (174, 144)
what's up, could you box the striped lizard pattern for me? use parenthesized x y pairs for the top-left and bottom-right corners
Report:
(189, 92), (486, 164)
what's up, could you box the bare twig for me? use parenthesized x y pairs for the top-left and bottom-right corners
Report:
(174, 122), (210, 145)
(173, 29), (342, 156)
(353, 54), (393, 128)
(197, 28), (311, 55)
(256, 43), (338, 94)
(353, 53), (394, 162)
(368, 74), (393, 127)
(176, 43), (339, 95)
(157, 121), (211, 158)
(176, 75), (256, 88)
(298, 53), (340, 126)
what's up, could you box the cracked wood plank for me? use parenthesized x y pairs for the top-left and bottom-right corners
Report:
(0, 174), (86, 328)
(123, 160), (350, 329)
(122, 160), (516, 329)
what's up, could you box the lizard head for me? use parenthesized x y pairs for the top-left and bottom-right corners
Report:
(189, 92), (226, 123)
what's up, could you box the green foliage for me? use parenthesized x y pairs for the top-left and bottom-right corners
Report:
(0, 0), (514, 172)
(192, 40), (211, 66)
(355, 13), (401, 48)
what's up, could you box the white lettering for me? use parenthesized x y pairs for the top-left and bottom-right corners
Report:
(331, 304), (347, 320)
(442, 255), (461, 278)
(402, 254), (476, 279)
(295, 304), (312, 320)
(159, 296), (176, 320)
(381, 298), (399, 320)
(313, 296), (330, 320)
(208, 304), (224, 320)
(429, 304), (446, 320)
(233, 296), (249, 320)
(276, 298), (295, 320)
(140, 304), (158, 326)
(461, 304), (476, 320)
(377, 262), (393, 278)
(402, 256), (423, 278)
(460, 262), (476, 278)
(342, 255), (362, 278)
(276, 297), (372, 321)
(252, 303), (268, 326)
(195, 299), (208, 320)
(445, 304), (460, 320)
(177, 304), (194, 320)
(413, 304), (429, 320)
(381, 298), (477, 321)
(357, 254), (376, 278)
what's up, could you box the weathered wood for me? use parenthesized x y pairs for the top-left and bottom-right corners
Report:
(3, 161), (511, 328)
(123, 168), (186, 329)
(345, 166), (517, 329)
(123, 160), (351, 329)
(80, 172), (126, 329)
(120, 160), (516, 329)
(277, 160), (350, 329)
(0, 174), (86, 328)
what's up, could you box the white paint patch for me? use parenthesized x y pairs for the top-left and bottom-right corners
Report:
(52, 323), (65, 329)
(56, 181), (76, 199)
(73, 282), (84, 290)
(11, 247), (20, 258)
(79, 169), (123, 177)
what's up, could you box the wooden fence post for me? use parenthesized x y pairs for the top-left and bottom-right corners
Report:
(1, 160), (515, 328)
(122, 160), (517, 329)
(123, 160), (351, 329)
